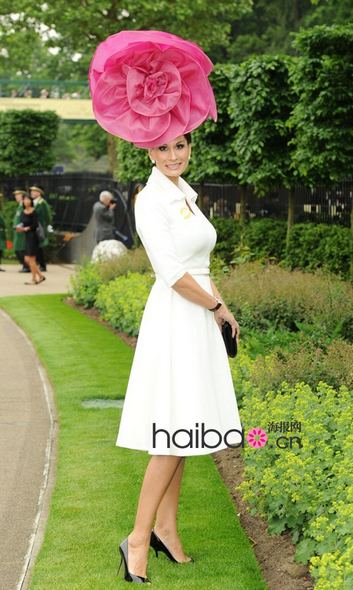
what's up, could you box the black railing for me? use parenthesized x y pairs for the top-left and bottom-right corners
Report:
(1, 173), (352, 233)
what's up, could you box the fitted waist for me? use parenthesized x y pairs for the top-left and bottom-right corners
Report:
(186, 267), (210, 275)
(155, 267), (210, 281)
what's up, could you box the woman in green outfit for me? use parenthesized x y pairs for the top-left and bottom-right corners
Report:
(0, 207), (6, 271)
(12, 190), (30, 272)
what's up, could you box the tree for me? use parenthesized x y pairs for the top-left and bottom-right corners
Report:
(289, 24), (353, 185)
(0, 0), (252, 78)
(0, 109), (60, 175)
(187, 64), (239, 184)
(229, 54), (297, 244)
(289, 24), (353, 276)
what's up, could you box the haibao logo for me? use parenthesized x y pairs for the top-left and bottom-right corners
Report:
(246, 428), (268, 448)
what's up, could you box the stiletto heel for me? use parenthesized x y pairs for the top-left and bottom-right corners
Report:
(117, 537), (152, 584)
(117, 555), (123, 576)
(150, 529), (194, 564)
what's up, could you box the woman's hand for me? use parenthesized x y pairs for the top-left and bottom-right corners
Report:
(213, 304), (240, 342)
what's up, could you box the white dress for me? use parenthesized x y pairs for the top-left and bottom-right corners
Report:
(116, 166), (242, 456)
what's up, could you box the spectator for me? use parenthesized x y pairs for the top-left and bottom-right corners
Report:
(12, 189), (30, 273)
(0, 205), (6, 271)
(92, 190), (117, 243)
(16, 194), (45, 285)
(29, 186), (52, 272)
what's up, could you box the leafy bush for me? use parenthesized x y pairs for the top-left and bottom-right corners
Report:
(208, 218), (351, 279)
(70, 247), (152, 308)
(95, 271), (154, 336)
(238, 380), (353, 589)
(70, 261), (103, 308)
(219, 261), (353, 342)
(2, 200), (17, 243)
(285, 223), (353, 279)
(249, 338), (353, 392)
(0, 109), (59, 175)
(242, 218), (287, 262)
(233, 336), (353, 397)
(210, 216), (242, 262)
(97, 246), (151, 282)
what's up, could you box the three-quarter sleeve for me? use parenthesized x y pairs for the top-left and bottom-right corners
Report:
(135, 196), (187, 288)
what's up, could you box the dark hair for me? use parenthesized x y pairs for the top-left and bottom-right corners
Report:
(184, 132), (192, 144)
(23, 194), (34, 207)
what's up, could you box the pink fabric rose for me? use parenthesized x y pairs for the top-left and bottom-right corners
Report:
(88, 30), (217, 148)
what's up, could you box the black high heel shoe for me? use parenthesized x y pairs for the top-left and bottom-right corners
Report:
(150, 529), (194, 563)
(117, 537), (152, 584)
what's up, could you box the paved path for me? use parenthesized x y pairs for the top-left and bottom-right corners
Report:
(0, 310), (58, 590)
(0, 263), (76, 297)
(0, 263), (72, 588)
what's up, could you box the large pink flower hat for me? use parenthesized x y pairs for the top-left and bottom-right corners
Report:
(88, 30), (217, 148)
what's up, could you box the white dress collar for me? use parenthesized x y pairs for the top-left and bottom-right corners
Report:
(147, 166), (198, 203)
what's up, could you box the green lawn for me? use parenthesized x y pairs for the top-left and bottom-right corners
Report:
(0, 294), (267, 590)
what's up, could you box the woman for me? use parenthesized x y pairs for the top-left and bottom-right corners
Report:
(16, 194), (46, 285)
(0, 205), (6, 271)
(12, 189), (30, 272)
(115, 132), (242, 584)
(89, 29), (242, 586)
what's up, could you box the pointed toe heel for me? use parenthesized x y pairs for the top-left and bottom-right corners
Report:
(118, 537), (152, 584)
(150, 529), (194, 564)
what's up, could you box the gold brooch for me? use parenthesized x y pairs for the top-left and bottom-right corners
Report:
(180, 206), (192, 219)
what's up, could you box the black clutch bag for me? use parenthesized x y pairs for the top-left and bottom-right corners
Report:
(221, 321), (238, 358)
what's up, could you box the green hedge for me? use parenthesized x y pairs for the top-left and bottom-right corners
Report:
(70, 261), (104, 308)
(285, 223), (353, 279)
(95, 271), (154, 336)
(209, 217), (353, 279)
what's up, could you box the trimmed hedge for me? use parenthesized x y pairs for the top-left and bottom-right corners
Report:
(209, 217), (353, 279)
(285, 223), (353, 279)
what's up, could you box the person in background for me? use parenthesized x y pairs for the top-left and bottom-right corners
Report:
(92, 190), (117, 244)
(16, 194), (46, 285)
(29, 186), (52, 272)
(12, 189), (30, 273)
(0, 203), (6, 272)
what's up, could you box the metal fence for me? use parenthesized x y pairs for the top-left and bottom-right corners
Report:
(191, 181), (353, 227)
(1, 173), (352, 237)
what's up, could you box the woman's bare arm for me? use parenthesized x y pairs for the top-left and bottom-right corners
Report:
(172, 272), (219, 309)
(172, 273), (239, 339)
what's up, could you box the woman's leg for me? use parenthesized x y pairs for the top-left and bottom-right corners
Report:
(26, 255), (44, 282)
(32, 258), (44, 281)
(25, 256), (37, 283)
(153, 457), (191, 561)
(127, 455), (184, 577)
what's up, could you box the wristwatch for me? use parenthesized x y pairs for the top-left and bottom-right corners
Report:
(208, 297), (223, 312)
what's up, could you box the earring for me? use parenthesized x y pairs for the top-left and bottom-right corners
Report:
(151, 159), (155, 164)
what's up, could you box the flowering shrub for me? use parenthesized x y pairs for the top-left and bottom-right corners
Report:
(238, 379), (353, 589)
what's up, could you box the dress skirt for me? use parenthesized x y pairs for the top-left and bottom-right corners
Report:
(116, 271), (243, 456)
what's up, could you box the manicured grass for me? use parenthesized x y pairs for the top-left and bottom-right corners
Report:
(0, 294), (267, 590)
